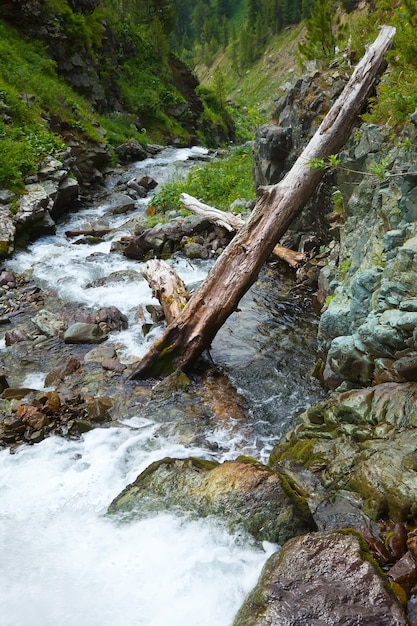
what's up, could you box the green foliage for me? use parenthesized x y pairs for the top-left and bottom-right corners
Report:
(149, 144), (255, 214)
(298, 0), (345, 62)
(0, 18), (97, 190)
(43, 0), (104, 54)
(360, 0), (417, 128)
(339, 258), (351, 276)
(98, 112), (147, 147)
(368, 156), (392, 181)
(308, 155), (341, 171)
(172, 0), (307, 69)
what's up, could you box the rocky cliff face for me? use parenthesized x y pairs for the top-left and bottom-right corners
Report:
(253, 67), (348, 253)
(253, 65), (417, 392)
(318, 115), (417, 389)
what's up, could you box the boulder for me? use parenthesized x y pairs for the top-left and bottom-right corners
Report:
(108, 456), (316, 544)
(63, 322), (108, 344)
(233, 531), (408, 626)
(270, 382), (417, 523)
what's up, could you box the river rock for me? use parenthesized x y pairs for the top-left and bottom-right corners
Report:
(108, 457), (316, 544)
(64, 322), (108, 343)
(105, 193), (136, 215)
(232, 531), (408, 626)
(115, 140), (148, 163)
(95, 306), (128, 331)
(270, 382), (417, 523)
(84, 345), (117, 363)
(31, 309), (67, 337)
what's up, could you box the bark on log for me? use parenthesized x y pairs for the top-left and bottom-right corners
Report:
(141, 259), (188, 325)
(129, 26), (396, 380)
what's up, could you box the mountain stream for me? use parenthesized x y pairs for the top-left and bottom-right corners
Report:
(0, 147), (325, 625)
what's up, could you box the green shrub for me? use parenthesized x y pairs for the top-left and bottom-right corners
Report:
(150, 144), (255, 214)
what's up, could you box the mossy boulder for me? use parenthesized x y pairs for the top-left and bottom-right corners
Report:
(232, 531), (408, 626)
(108, 456), (316, 544)
(270, 382), (417, 523)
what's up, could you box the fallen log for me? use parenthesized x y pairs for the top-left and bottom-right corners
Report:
(180, 193), (245, 232)
(65, 228), (113, 238)
(129, 26), (396, 379)
(182, 192), (307, 268)
(141, 259), (188, 325)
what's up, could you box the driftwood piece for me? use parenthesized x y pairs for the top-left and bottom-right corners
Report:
(130, 26), (396, 379)
(141, 259), (188, 325)
(180, 193), (245, 232)
(65, 228), (113, 238)
(272, 244), (307, 269)
(182, 192), (307, 268)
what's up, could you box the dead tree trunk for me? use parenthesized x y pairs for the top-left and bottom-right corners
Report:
(141, 259), (188, 325)
(130, 26), (396, 379)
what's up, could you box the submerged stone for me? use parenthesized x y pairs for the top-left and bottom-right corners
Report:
(232, 531), (408, 626)
(108, 456), (316, 544)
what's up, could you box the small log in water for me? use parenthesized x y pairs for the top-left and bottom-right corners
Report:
(272, 244), (307, 269)
(141, 259), (188, 325)
(181, 193), (307, 268)
(129, 26), (396, 379)
(65, 228), (113, 238)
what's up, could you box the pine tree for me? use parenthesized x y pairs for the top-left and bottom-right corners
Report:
(298, 0), (338, 60)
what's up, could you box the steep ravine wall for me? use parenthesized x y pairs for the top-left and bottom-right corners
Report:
(253, 66), (417, 392)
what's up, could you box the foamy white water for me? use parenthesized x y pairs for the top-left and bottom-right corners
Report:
(0, 425), (273, 626)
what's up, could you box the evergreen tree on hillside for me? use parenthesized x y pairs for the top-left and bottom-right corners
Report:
(298, 0), (340, 60)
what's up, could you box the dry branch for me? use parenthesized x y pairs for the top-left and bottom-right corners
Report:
(182, 192), (307, 268)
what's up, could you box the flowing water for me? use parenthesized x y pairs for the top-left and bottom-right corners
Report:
(0, 147), (325, 625)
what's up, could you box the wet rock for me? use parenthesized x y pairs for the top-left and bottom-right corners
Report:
(16, 404), (50, 430)
(0, 370), (9, 393)
(135, 175), (157, 192)
(183, 241), (209, 259)
(105, 193), (136, 215)
(85, 269), (142, 289)
(108, 457), (316, 544)
(44, 356), (81, 386)
(388, 552), (417, 595)
(151, 369), (191, 400)
(115, 140), (148, 164)
(101, 358), (126, 373)
(64, 322), (108, 344)
(2, 387), (36, 400)
(84, 345), (116, 363)
(85, 397), (112, 422)
(394, 353), (417, 381)
(31, 309), (67, 337)
(5, 328), (28, 345)
(0, 270), (16, 286)
(270, 382), (417, 524)
(95, 306), (128, 332)
(232, 531), (408, 626)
